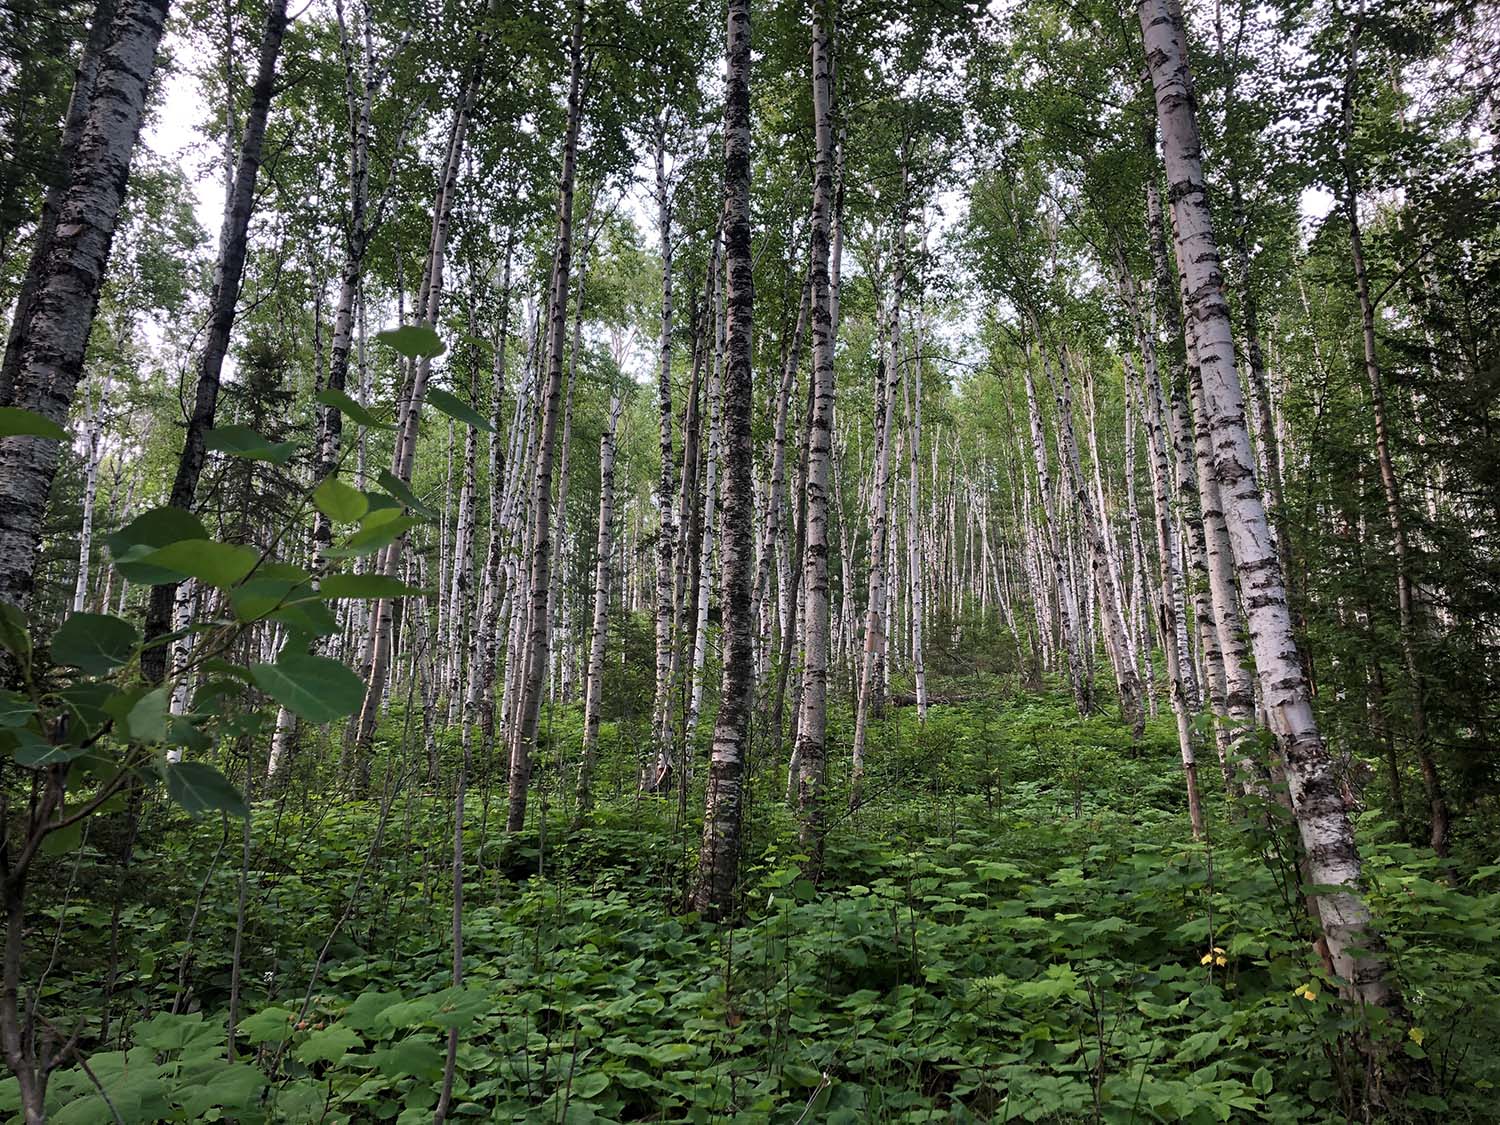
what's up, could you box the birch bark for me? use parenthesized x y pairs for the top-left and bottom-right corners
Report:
(505, 4), (583, 832)
(576, 392), (623, 815)
(0, 0), (170, 610)
(793, 1), (838, 869)
(1140, 0), (1397, 1009)
(692, 0), (754, 919)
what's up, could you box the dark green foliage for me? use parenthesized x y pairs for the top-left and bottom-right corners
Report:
(10, 698), (1497, 1122)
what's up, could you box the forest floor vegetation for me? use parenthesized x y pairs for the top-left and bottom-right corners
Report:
(10, 692), (1498, 1123)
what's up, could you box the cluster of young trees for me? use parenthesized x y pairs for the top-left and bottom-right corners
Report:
(0, 0), (1495, 1114)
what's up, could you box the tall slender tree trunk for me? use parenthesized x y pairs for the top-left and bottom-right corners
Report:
(1144, 167), (1206, 711)
(505, 4), (583, 833)
(685, 313), (722, 751)
(753, 249), (809, 685)
(445, 305), (483, 722)
(848, 284), (902, 809)
(1020, 344), (1091, 715)
(72, 372), (113, 612)
(793, 1), (838, 872)
(576, 392), (623, 815)
(140, 0), (289, 685)
(1115, 237), (1207, 821)
(1048, 343), (1146, 738)
(0, 0), (170, 611)
(648, 124), (680, 792)
(692, 0), (753, 920)
(347, 67), (477, 786)
(904, 303), (927, 720)
(1139, 0), (1398, 1012)
(1340, 15), (1448, 857)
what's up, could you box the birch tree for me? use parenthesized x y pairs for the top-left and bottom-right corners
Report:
(692, 0), (753, 921)
(1138, 0), (1398, 1012)
(0, 0), (169, 611)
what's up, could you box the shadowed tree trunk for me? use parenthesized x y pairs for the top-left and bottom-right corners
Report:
(0, 0), (169, 612)
(1340, 13), (1448, 857)
(0, 0), (117, 409)
(506, 2), (584, 833)
(576, 392), (623, 816)
(141, 0), (289, 684)
(692, 0), (753, 921)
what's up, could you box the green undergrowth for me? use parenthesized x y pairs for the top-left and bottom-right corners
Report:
(9, 695), (1500, 1122)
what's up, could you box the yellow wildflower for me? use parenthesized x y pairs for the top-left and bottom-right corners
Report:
(1409, 1027), (1425, 1046)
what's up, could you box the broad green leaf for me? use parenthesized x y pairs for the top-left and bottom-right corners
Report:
(340, 991), (403, 1032)
(363, 490), (402, 514)
(375, 323), (445, 359)
(50, 612), (139, 674)
(323, 515), (419, 559)
(571, 1072), (610, 1100)
(231, 576), (316, 622)
(204, 425), (297, 464)
(314, 477), (369, 524)
(370, 995), (440, 1030)
(375, 469), (431, 515)
(268, 600), (339, 638)
(191, 679), (244, 713)
(0, 601), (31, 663)
(39, 819), (84, 857)
(369, 1037), (442, 1079)
(237, 1007), (297, 1044)
(359, 505), (406, 530)
(249, 652), (365, 722)
(58, 679), (116, 743)
(168, 716), (213, 754)
(0, 690), (35, 728)
(1252, 1066), (1273, 1096)
(134, 1011), (218, 1053)
(13, 730), (88, 767)
(178, 1062), (265, 1116)
(165, 761), (248, 818)
(126, 687), (168, 743)
(142, 540), (260, 588)
(426, 386), (494, 432)
(295, 1023), (361, 1064)
(426, 986), (491, 1030)
(0, 406), (67, 440)
(107, 508), (208, 584)
(318, 574), (428, 599)
(316, 387), (393, 429)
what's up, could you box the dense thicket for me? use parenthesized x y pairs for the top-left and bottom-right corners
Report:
(1, 0), (1497, 1120)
